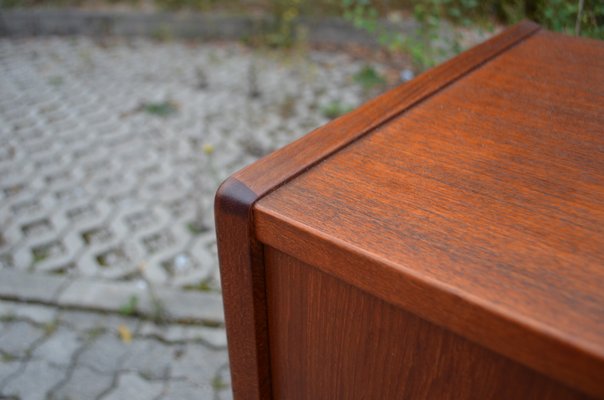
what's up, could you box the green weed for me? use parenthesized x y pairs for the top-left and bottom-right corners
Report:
(119, 295), (139, 316)
(353, 65), (386, 90)
(211, 375), (229, 391)
(141, 100), (179, 117)
(184, 277), (216, 293)
(321, 101), (353, 119)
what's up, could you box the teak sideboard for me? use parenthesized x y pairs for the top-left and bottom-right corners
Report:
(215, 21), (604, 399)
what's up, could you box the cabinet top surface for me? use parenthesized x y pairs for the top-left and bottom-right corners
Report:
(255, 30), (604, 361)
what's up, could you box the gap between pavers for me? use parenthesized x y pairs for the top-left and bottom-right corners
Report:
(0, 269), (224, 325)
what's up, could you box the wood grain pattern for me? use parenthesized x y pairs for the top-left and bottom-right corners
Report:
(255, 30), (604, 397)
(266, 247), (590, 400)
(216, 21), (542, 400)
(231, 20), (540, 198)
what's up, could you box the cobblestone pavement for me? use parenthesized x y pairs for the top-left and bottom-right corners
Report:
(0, 36), (372, 399)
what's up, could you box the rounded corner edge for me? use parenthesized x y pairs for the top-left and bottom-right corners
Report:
(214, 176), (259, 220)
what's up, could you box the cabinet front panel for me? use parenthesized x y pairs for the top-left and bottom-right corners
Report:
(265, 246), (588, 400)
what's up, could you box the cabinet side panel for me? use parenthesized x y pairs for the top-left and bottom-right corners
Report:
(265, 247), (589, 400)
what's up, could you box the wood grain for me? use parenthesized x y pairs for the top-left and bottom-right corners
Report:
(255, 30), (604, 397)
(266, 247), (590, 400)
(216, 21), (542, 400)
(231, 20), (541, 198)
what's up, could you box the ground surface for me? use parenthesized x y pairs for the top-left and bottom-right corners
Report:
(0, 36), (372, 399)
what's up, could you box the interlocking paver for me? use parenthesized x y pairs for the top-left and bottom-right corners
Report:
(0, 320), (45, 358)
(171, 343), (228, 386)
(1, 359), (67, 400)
(121, 338), (180, 379)
(0, 360), (22, 389)
(55, 273), (224, 323)
(101, 372), (165, 400)
(31, 326), (83, 367)
(153, 285), (224, 323)
(0, 301), (57, 324)
(50, 365), (114, 400)
(77, 334), (132, 374)
(161, 379), (214, 400)
(0, 269), (67, 302)
(56, 277), (149, 313)
(0, 36), (365, 287)
(0, 34), (383, 399)
(216, 364), (233, 400)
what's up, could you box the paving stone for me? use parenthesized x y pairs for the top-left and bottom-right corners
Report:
(50, 365), (113, 400)
(0, 35), (416, 397)
(103, 314), (141, 334)
(212, 363), (233, 400)
(160, 379), (214, 400)
(171, 344), (228, 387)
(56, 309), (109, 333)
(57, 278), (148, 313)
(0, 269), (67, 303)
(32, 326), (83, 367)
(197, 327), (228, 349)
(100, 372), (164, 400)
(0, 37), (371, 293)
(0, 301), (58, 325)
(0, 360), (22, 387)
(2, 359), (66, 400)
(155, 287), (224, 323)
(0, 321), (45, 358)
(77, 334), (131, 374)
(217, 363), (232, 390)
(121, 339), (180, 379)
(217, 388), (234, 400)
(57, 277), (224, 323)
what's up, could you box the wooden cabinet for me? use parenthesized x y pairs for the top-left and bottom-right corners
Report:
(215, 21), (604, 399)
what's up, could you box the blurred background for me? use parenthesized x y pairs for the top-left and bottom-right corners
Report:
(0, 1), (602, 399)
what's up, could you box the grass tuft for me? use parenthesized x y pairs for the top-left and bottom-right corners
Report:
(321, 101), (353, 119)
(141, 100), (179, 117)
(118, 295), (139, 316)
(353, 65), (386, 90)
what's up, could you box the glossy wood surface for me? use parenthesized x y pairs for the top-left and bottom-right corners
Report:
(232, 20), (540, 198)
(266, 247), (589, 400)
(216, 20), (542, 400)
(255, 30), (604, 397)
